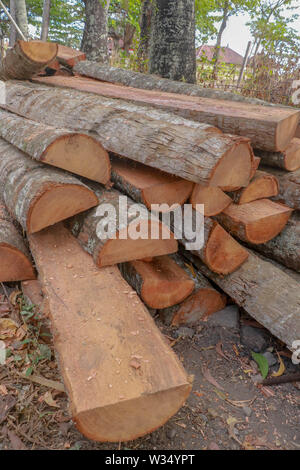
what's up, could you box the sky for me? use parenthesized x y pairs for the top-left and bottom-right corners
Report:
(207, 6), (300, 56)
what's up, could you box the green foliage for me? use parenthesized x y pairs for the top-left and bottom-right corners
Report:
(251, 351), (269, 379)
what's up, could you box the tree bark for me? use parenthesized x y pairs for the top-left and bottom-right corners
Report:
(81, 0), (110, 63)
(184, 249), (300, 351)
(29, 223), (191, 442)
(40, 0), (51, 42)
(119, 255), (195, 309)
(111, 155), (194, 212)
(149, 0), (196, 84)
(9, 0), (17, 47)
(66, 69), (300, 152)
(227, 170), (279, 205)
(158, 254), (226, 326)
(212, 1), (229, 80)
(4, 80), (253, 189)
(0, 138), (98, 233)
(267, 167), (300, 210)
(137, 0), (152, 72)
(0, 40), (58, 80)
(14, 0), (29, 39)
(67, 185), (178, 268)
(255, 138), (300, 172)
(247, 213), (300, 273)
(0, 108), (110, 184)
(0, 200), (35, 282)
(215, 199), (292, 245)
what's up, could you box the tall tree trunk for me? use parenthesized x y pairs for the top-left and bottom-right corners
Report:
(41, 0), (51, 42)
(212, 1), (229, 80)
(9, 0), (17, 47)
(149, 0), (196, 84)
(81, 0), (111, 63)
(15, 0), (29, 39)
(137, 0), (152, 72)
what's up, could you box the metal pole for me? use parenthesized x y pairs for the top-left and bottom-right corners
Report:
(0, 0), (27, 41)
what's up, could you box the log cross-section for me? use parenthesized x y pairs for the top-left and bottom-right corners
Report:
(0, 139), (98, 233)
(227, 170), (279, 205)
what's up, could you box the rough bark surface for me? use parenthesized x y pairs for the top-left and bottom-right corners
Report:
(4, 81), (252, 187)
(67, 69), (299, 151)
(0, 40), (58, 80)
(68, 185), (177, 267)
(81, 0), (110, 63)
(159, 253), (226, 326)
(0, 138), (98, 233)
(255, 138), (300, 171)
(40, 0), (51, 42)
(137, 0), (152, 72)
(15, 0), (29, 39)
(263, 167), (300, 210)
(29, 224), (191, 442)
(149, 0), (196, 83)
(184, 250), (300, 351)
(0, 200), (35, 282)
(9, 0), (17, 47)
(248, 213), (300, 272)
(0, 108), (110, 184)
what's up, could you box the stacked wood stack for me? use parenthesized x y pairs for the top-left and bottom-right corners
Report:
(0, 43), (299, 443)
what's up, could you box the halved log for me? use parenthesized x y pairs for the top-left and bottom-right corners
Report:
(57, 45), (86, 68)
(0, 201), (35, 282)
(216, 199), (292, 244)
(119, 255), (195, 309)
(264, 167), (300, 210)
(111, 155), (194, 211)
(247, 213), (300, 272)
(29, 224), (191, 442)
(184, 250), (300, 351)
(228, 170), (279, 204)
(295, 124), (300, 138)
(255, 138), (300, 171)
(4, 81), (253, 189)
(190, 185), (232, 216)
(34, 74), (300, 152)
(251, 156), (261, 178)
(171, 214), (249, 275)
(0, 40), (58, 80)
(0, 139), (98, 234)
(0, 109), (110, 184)
(159, 254), (226, 326)
(68, 186), (178, 267)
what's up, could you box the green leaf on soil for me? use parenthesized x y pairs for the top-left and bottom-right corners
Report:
(251, 351), (269, 379)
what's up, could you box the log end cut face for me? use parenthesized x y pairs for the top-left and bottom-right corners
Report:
(27, 184), (98, 233)
(42, 134), (111, 184)
(73, 383), (192, 442)
(171, 288), (227, 326)
(238, 171), (279, 204)
(209, 142), (253, 191)
(191, 185), (232, 216)
(98, 220), (178, 267)
(276, 112), (300, 152)
(0, 244), (36, 282)
(19, 40), (58, 65)
(205, 223), (249, 274)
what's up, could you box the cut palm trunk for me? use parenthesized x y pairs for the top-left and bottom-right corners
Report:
(34, 74), (300, 152)
(3, 81), (254, 190)
(184, 250), (300, 351)
(216, 199), (292, 244)
(264, 167), (300, 210)
(0, 201), (35, 282)
(68, 187), (178, 267)
(255, 138), (300, 171)
(57, 45), (86, 67)
(0, 139), (98, 234)
(171, 214), (249, 275)
(0, 40), (58, 80)
(29, 223), (191, 442)
(190, 185), (232, 216)
(111, 155), (194, 211)
(159, 254), (226, 326)
(119, 255), (195, 309)
(247, 213), (300, 273)
(0, 109), (110, 184)
(227, 171), (279, 204)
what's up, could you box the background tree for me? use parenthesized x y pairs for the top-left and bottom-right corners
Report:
(81, 0), (111, 61)
(15, 0), (29, 38)
(149, 0), (196, 83)
(40, 0), (51, 41)
(137, 0), (152, 72)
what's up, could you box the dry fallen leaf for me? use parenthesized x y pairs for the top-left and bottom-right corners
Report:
(0, 318), (19, 340)
(272, 352), (285, 377)
(7, 430), (27, 450)
(42, 391), (60, 408)
(216, 342), (229, 361)
(0, 384), (8, 396)
(202, 366), (224, 390)
(9, 290), (22, 306)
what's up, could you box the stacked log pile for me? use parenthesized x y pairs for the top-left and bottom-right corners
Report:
(0, 43), (299, 443)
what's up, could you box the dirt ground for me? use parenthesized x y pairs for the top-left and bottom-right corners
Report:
(0, 282), (299, 451)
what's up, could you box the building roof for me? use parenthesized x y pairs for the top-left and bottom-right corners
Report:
(196, 45), (244, 66)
